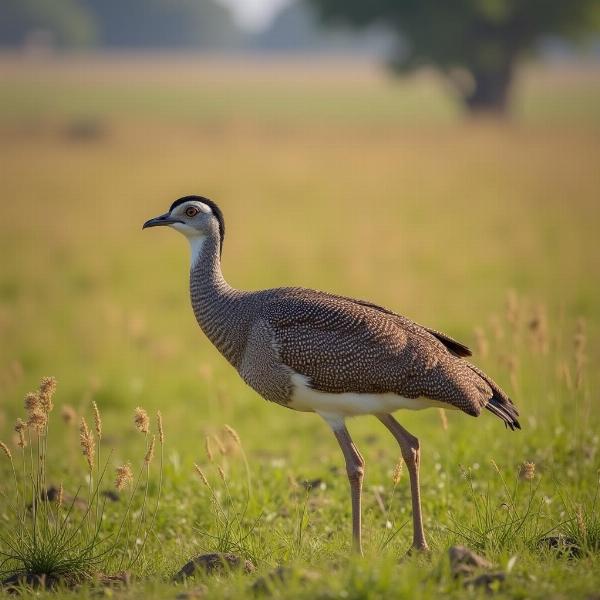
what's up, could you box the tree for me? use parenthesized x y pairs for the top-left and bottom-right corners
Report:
(0, 0), (96, 48)
(308, 0), (600, 114)
(85, 0), (240, 49)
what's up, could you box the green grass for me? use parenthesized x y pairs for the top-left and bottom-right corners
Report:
(1, 53), (600, 598)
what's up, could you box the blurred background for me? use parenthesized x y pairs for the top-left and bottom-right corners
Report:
(1, 0), (599, 456)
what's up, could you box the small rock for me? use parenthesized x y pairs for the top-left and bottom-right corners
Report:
(2, 573), (63, 592)
(40, 486), (87, 510)
(302, 478), (325, 491)
(173, 553), (256, 581)
(96, 571), (131, 588)
(464, 572), (506, 592)
(538, 534), (581, 558)
(100, 490), (120, 502)
(449, 545), (493, 577)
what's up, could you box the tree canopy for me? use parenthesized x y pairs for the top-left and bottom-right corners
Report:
(308, 0), (600, 113)
(0, 0), (239, 49)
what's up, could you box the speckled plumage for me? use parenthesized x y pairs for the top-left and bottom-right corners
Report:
(185, 208), (519, 430)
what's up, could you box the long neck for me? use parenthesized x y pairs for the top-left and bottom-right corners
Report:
(188, 233), (247, 367)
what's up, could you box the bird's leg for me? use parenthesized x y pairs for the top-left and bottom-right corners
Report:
(378, 414), (429, 552)
(328, 422), (365, 555)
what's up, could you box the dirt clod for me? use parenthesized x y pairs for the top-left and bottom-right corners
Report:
(173, 553), (256, 581)
(449, 545), (493, 577)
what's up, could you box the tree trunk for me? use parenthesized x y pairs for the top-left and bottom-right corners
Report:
(464, 59), (514, 115)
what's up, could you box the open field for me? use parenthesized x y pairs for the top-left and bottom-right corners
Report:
(1, 54), (600, 598)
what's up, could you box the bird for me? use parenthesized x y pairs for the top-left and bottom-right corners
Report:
(143, 195), (520, 555)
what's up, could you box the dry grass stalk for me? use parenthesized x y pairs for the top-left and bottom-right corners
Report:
(528, 304), (549, 355)
(115, 463), (133, 490)
(39, 376), (57, 413)
(212, 434), (226, 455)
(144, 435), (156, 465)
(156, 411), (164, 444)
(474, 326), (489, 358)
(519, 461), (535, 481)
(57, 483), (64, 507)
(61, 404), (77, 425)
(490, 459), (501, 475)
(0, 441), (12, 460)
(194, 464), (210, 487)
(574, 318), (587, 389)
(79, 417), (95, 470)
(205, 436), (214, 462)
(392, 460), (403, 485)
(134, 407), (150, 434)
(558, 360), (573, 391)
(92, 401), (102, 440)
(505, 289), (520, 333)
(575, 504), (587, 543)
(489, 314), (504, 342)
(14, 418), (26, 448)
(438, 408), (449, 431)
(506, 356), (518, 391)
(224, 424), (241, 450)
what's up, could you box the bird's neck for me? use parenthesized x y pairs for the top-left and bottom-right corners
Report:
(188, 233), (246, 367)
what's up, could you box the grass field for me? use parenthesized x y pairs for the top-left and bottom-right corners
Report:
(1, 54), (600, 599)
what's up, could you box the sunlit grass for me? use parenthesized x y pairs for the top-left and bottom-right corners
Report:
(0, 54), (599, 598)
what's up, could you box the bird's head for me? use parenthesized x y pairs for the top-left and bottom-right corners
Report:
(143, 196), (225, 256)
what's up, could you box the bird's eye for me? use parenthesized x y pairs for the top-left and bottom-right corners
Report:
(185, 207), (199, 217)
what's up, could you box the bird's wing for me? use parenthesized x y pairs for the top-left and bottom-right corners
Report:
(325, 293), (472, 357)
(261, 288), (492, 416)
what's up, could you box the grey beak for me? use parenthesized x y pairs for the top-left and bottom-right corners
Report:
(142, 212), (182, 229)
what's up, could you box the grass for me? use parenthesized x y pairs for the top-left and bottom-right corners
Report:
(0, 52), (599, 598)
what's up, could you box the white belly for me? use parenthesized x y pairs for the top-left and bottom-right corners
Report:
(288, 372), (450, 417)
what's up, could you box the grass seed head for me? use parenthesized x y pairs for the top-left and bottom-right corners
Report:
(57, 483), (64, 507)
(528, 304), (549, 355)
(61, 404), (77, 425)
(14, 418), (27, 448)
(27, 409), (47, 432)
(79, 417), (95, 470)
(92, 401), (102, 440)
(115, 463), (133, 490)
(392, 460), (403, 485)
(213, 434), (226, 455)
(224, 424), (241, 447)
(0, 441), (12, 461)
(205, 436), (214, 462)
(474, 326), (489, 358)
(575, 504), (587, 541)
(519, 461), (535, 481)
(157, 410), (164, 444)
(194, 464), (210, 487)
(218, 465), (226, 482)
(24, 391), (40, 415)
(39, 376), (57, 413)
(134, 406), (149, 434)
(506, 289), (520, 331)
(144, 435), (156, 465)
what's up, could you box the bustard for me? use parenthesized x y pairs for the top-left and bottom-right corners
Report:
(143, 196), (520, 554)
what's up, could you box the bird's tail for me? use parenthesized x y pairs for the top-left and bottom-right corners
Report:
(468, 363), (521, 431)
